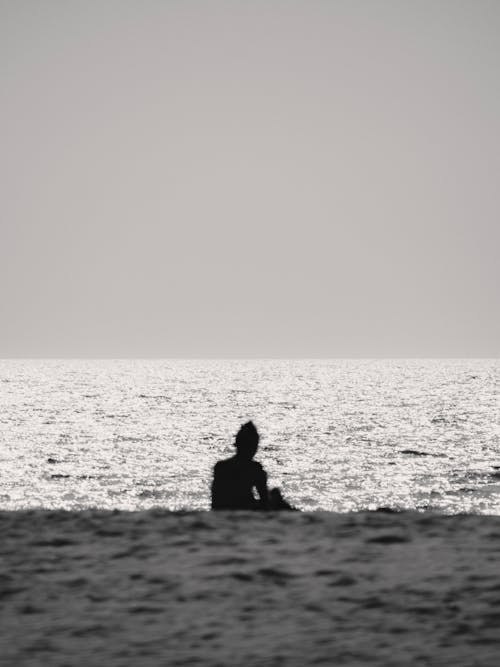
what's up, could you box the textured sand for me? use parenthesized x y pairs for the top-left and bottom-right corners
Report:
(1, 510), (500, 666)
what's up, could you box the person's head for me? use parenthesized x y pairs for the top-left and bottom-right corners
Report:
(234, 421), (259, 459)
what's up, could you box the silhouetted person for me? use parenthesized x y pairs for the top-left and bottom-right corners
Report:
(211, 421), (269, 510)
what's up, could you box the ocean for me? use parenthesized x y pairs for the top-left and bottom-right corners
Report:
(1, 359), (498, 513)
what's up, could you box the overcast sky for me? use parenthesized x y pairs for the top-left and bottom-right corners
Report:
(1, 0), (499, 357)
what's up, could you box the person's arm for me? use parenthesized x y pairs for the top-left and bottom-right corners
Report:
(211, 463), (220, 509)
(255, 464), (269, 509)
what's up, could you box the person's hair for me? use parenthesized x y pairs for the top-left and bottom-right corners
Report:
(235, 421), (259, 452)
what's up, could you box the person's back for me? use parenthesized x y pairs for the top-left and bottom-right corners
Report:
(212, 456), (267, 510)
(211, 421), (268, 510)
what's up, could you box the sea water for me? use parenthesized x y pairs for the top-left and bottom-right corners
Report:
(0, 359), (498, 513)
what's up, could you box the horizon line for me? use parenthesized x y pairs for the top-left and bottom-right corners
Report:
(1, 356), (498, 362)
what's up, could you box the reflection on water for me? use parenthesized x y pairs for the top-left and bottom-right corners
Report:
(0, 359), (498, 513)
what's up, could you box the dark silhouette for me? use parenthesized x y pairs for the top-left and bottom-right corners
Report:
(211, 421), (297, 510)
(269, 487), (296, 511)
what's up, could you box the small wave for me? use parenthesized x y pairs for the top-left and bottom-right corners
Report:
(137, 489), (166, 499)
(114, 435), (159, 443)
(399, 449), (447, 458)
(138, 394), (170, 400)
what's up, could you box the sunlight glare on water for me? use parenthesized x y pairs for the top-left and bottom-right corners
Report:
(0, 359), (498, 513)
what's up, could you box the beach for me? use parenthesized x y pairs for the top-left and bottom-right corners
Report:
(1, 510), (500, 666)
(3, 0), (500, 663)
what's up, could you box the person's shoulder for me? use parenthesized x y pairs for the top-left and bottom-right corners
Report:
(214, 457), (234, 470)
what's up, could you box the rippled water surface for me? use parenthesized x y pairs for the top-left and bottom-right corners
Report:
(0, 359), (498, 513)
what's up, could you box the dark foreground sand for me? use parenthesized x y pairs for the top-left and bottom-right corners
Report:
(1, 510), (499, 667)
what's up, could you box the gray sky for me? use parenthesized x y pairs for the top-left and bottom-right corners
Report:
(1, 0), (499, 357)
